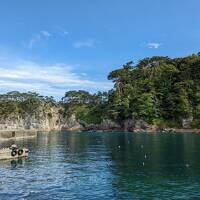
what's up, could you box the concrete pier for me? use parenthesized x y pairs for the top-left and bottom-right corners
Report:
(0, 130), (37, 140)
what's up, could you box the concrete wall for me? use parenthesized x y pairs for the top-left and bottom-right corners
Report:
(0, 130), (37, 139)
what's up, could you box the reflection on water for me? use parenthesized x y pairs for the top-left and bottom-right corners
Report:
(0, 158), (27, 169)
(0, 132), (200, 199)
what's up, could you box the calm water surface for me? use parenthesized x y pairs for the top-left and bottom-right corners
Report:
(0, 132), (200, 200)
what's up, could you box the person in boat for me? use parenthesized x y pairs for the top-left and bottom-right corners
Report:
(9, 144), (18, 151)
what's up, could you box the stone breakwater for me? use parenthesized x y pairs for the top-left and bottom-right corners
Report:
(0, 130), (37, 140)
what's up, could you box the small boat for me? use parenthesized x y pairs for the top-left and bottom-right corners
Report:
(0, 144), (29, 160)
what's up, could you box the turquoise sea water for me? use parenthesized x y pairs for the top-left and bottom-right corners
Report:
(0, 131), (200, 200)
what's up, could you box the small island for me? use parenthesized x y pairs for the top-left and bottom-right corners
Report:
(0, 53), (199, 138)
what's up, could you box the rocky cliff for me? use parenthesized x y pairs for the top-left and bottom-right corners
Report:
(0, 104), (82, 132)
(0, 105), (157, 133)
(0, 103), (195, 133)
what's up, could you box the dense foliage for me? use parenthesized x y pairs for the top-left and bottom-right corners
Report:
(61, 53), (200, 127)
(0, 53), (200, 128)
(61, 90), (108, 123)
(0, 91), (56, 119)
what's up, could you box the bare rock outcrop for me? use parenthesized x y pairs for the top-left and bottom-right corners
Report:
(60, 114), (83, 131)
(0, 105), (83, 132)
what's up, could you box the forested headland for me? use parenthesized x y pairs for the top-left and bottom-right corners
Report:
(0, 53), (200, 131)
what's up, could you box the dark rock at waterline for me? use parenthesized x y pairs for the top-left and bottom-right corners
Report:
(80, 119), (121, 131)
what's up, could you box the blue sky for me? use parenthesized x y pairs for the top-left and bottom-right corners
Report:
(0, 0), (200, 99)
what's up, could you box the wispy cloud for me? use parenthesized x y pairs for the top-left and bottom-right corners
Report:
(61, 31), (69, 37)
(0, 57), (112, 98)
(55, 27), (69, 37)
(73, 39), (96, 48)
(40, 30), (51, 37)
(145, 42), (161, 49)
(28, 30), (51, 48)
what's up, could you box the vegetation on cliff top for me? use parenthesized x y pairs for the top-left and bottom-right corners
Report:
(61, 53), (200, 128)
(0, 53), (200, 128)
(0, 91), (56, 119)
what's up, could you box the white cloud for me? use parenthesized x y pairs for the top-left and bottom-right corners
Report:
(81, 73), (87, 76)
(28, 36), (40, 49)
(28, 30), (51, 48)
(0, 57), (112, 98)
(146, 42), (161, 49)
(73, 39), (96, 48)
(40, 30), (51, 37)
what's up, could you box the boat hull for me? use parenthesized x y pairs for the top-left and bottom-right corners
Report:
(0, 148), (29, 160)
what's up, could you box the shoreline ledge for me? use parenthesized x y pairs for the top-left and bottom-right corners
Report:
(0, 130), (37, 140)
(0, 128), (200, 140)
(87, 128), (200, 133)
(172, 128), (200, 133)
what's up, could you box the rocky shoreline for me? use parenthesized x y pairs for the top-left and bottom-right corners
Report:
(0, 126), (200, 140)
(0, 115), (199, 140)
(79, 119), (200, 133)
(0, 126), (199, 140)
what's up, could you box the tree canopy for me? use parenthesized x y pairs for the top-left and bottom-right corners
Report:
(61, 53), (200, 128)
(1, 53), (200, 128)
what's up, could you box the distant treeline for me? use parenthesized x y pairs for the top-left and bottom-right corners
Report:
(1, 53), (200, 128)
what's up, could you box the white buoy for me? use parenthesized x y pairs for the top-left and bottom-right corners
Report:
(144, 154), (147, 159)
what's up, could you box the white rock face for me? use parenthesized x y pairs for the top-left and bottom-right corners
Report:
(60, 114), (83, 131)
(0, 105), (82, 132)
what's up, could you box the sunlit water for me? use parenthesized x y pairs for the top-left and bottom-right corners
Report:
(0, 132), (200, 199)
